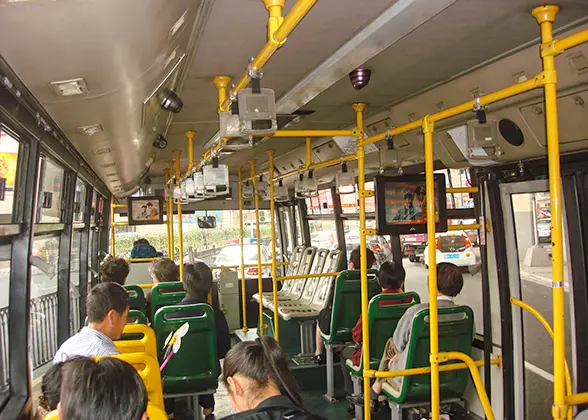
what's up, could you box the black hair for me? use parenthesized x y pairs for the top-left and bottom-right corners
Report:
(39, 361), (65, 411)
(414, 185), (426, 195)
(141, 205), (147, 209)
(349, 247), (375, 269)
(404, 191), (414, 199)
(436, 263), (464, 297)
(60, 357), (147, 420)
(183, 262), (212, 301)
(223, 336), (305, 411)
(147, 202), (153, 206)
(87, 283), (129, 323)
(100, 257), (129, 285)
(378, 260), (405, 290)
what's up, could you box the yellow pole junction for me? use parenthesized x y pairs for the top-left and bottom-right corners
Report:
(237, 167), (249, 333)
(250, 159), (264, 336)
(173, 151), (184, 282)
(263, 0), (286, 46)
(532, 6), (566, 420)
(110, 195), (115, 256)
(185, 131), (196, 171)
(268, 149), (280, 341)
(212, 76), (232, 114)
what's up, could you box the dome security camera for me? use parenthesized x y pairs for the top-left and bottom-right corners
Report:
(158, 88), (184, 114)
(153, 134), (168, 150)
(349, 67), (371, 90)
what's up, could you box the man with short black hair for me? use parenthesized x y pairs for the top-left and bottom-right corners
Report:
(58, 357), (147, 420)
(53, 283), (129, 363)
(100, 257), (129, 285)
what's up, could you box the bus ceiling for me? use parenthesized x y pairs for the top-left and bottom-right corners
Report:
(0, 0), (587, 196)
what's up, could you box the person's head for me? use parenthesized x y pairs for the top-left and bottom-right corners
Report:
(149, 258), (179, 284)
(141, 205), (147, 211)
(436, 263), (464, 297)
(39, 361), (65, 412)
(134, 239), (149, 246)
(414, 185), (426, 202)
(404, 191), (414, 207)
(58, 357), (147, 420)
(349, 246), (375, 270)
(100, 257), (129, 286)
(147, 202), (153, 208)
(87, 283), (130, 340)
(223, 336), (303, 413)
(184, 262), (212, 301)
(378, 260), (405, 291)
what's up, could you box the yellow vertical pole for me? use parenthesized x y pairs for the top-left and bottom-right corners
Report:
(168, 161), (175, 262)
(110, 195), (115, 256)
(268, 149), (279, 342)
(173, 151), (184, 282)
(423, 116), (440, 420)
(250, 160), (264, 336)
(237, 168), (248, 332)
(353, 102), (372, 420)
(532, 6), (566, 420)
(304, 136), (311, 169)
(185, 131), (196, 171)
(163, 169), (173, 258)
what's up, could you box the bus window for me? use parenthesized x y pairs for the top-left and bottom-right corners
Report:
(294, 206), (303, 246)
(30, 235), (60, 368)
(0, 129), (19, 223)
(70, 230), (82, 334)
(73, 181), (87, 224)
(0, 244), (11, 403)
(309, 220), (338, 250)
(37, 158), (65, 224)
(278, 207), (294, 261)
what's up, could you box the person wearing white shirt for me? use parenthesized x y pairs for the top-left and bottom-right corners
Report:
(53, 282), (129, 363)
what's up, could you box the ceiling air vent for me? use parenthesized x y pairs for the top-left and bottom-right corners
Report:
(77, 124), (103, 136)
(106, 172), (118, 178)
(50, 78), (88, 96)
(568, 53), (588, 75)
(93, 147), (111, 155)
(101, 162), (116, 168)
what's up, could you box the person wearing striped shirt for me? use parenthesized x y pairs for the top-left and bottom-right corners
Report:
(53, 282), (129, 363)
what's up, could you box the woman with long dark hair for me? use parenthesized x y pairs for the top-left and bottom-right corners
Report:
(220, 336), (319, 420)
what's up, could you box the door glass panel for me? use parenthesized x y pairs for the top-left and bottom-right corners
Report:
(37, 158), (65, 223)
(309, 219), (338, 250)
(511, 192), (572, 419)
(0, 244), (12, 402)
(0, 128), (20, 222)
(70, 230), (82, 334)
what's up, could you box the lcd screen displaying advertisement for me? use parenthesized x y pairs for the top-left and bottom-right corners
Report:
(127, 196), (164, 226)
(374, 174), (447, 235)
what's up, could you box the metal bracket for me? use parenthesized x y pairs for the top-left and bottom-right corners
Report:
(358, 189), (374, 198)
(248, 57), (264, 80)
(430, 353), (449, 363)
(351, 129), (362, 137)
(421, 116), (434, 134)
(361, 229), (376, 236)
(541, 40), (564, 58)
(534, 69), (558, 86)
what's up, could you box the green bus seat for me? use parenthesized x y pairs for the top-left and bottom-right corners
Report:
(84, 309), (147, 328)
(346, 292), (421, 376)
(381, 305), (474, 416)
(319, 269), (379, 402)
(153, 304), (219, 397)
(150, 281), (185, 321)
(124, 285), (146, 312)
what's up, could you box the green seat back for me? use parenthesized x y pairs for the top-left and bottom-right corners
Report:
(124, 285), (146, 312)
(150, 282), (186, 321)
(84, 309), (146, 329)
(323, 269), (380, 345)
(153, 304), (218, 395)
(393, 305), (474, 403)
(352, 292), (420, 374)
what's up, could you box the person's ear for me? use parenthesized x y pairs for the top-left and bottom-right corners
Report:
(227, 376), (243, 396)
(57, 402), (62, 420)
(106, 309), (117, 325)
(349, 262), (355, 270)
(140, 412), (147, 420)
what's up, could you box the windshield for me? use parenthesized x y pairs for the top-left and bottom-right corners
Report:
(438, 235), (467, 252)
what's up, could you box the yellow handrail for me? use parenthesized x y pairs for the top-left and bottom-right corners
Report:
(238, 167), (248, 332)
(511, 297), (573, 420)
(127, 257), (158, 263)
(447, 187), (479, 194)
(268, 149), (279, 341)
(366, 356), (501, 378)
(250, 159), (264, 336)
(275, 272), (339, 281)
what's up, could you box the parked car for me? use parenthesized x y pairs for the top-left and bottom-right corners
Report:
(423, 231), (476, 268)
(213, 244), (271, 279)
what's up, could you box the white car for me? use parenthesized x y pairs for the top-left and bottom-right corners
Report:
(424, 231), (476, 268)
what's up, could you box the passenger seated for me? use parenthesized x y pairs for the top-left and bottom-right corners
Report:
(35, 360), (65, 419)
(53, 283), (129, 362)
(347, 263), (469, 411)
(58, 357), (148, 420)
(220, 336), (318, 420)
(100, 257), (130, 285)
(130, 238), (158, 259)
(146, 257), (180, 303)
(166, 262), (230, 418)
(339, 261), (410, 405)
(313, 247), (375, 364)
